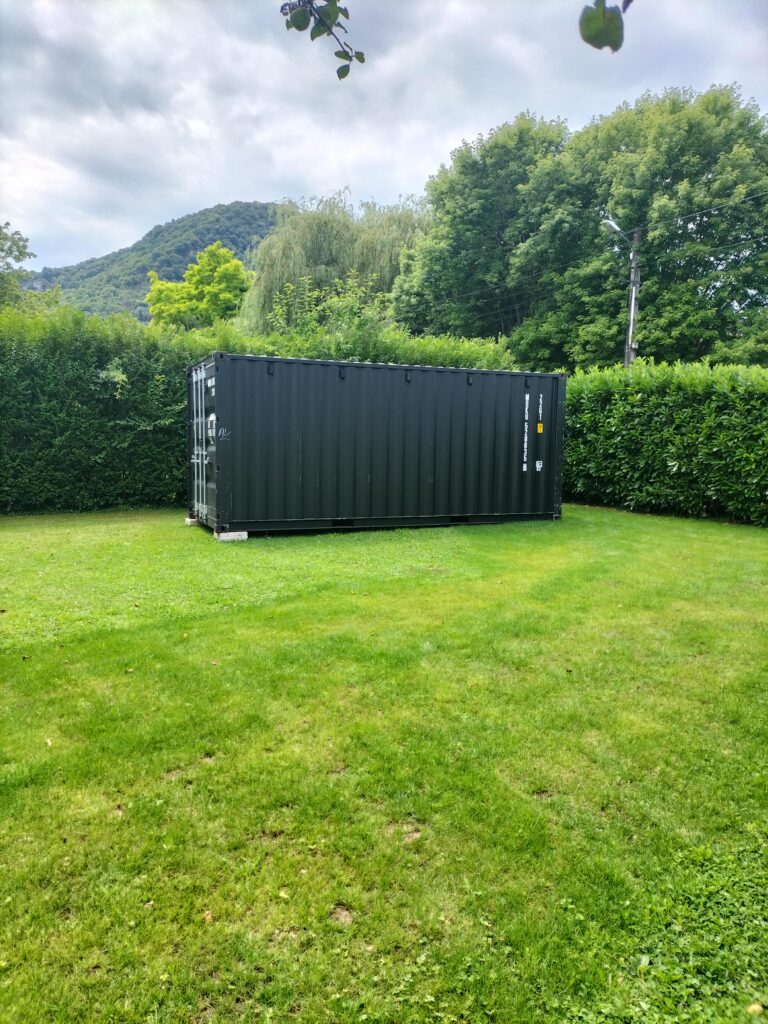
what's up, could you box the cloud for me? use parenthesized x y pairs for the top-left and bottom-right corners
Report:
(1, 0), (766, 268)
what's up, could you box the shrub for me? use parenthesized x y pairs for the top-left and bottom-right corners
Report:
(250, 273), (516, 370)
(247, 325), (515, 372)
(564, 360), (768, 526)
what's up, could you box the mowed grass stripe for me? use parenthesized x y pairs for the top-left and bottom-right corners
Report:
(0, 506), (766, 1023)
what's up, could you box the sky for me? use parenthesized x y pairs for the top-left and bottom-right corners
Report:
(2, 0), (767, 270)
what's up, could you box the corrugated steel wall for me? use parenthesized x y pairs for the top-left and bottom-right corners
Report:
(188, 353), (565, 533)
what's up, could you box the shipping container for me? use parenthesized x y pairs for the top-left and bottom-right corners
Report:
(187, 352), (566, 538)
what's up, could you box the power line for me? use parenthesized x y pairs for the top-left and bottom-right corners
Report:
(653, 233), (768, 267)
(646, 187), (768, 231)
(422, 232), (767, 332)
(421, 230), (767, 327)
(403, 240), (597, 312)
(405, 189), (768, 313)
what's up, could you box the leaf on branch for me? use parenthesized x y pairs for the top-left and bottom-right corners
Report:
(283, 0), (358, 75)
(337, 63), (350, 79)
(289, 7), (311, 30)
(579, 0), (624, 51)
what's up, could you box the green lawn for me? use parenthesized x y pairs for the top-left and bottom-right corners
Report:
(1, 506), (766, 1023)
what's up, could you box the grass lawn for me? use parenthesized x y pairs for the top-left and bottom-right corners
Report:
(1, 505), (766, 1023)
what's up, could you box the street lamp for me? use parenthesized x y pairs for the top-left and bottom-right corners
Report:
(601, 217), (642, 368)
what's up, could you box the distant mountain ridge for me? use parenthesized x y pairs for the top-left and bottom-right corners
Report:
(28, 200), (277, 320)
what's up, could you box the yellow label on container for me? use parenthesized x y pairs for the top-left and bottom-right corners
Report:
(537, 422), (544, 433)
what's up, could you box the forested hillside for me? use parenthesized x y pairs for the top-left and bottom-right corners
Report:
(27, 201), (277, 319)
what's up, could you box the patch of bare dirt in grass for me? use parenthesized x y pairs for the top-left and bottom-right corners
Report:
(387, 820), (424, 842)
(330, 904), (353, 925)
(258, 829), (285, 842)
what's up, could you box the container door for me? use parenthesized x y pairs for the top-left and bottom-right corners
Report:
(190, 364), (218, 523)
(190, 365), (205, 520)
(204, 374), (218, 521)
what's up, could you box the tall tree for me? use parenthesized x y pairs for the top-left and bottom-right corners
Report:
(0, 222), (36, 306)
(507, 87), (768, 368)
(390, 114), (569, 337)
(146, 242), (250, 327)
(392, 88), (768, 369)
(237, 194), (427, 333)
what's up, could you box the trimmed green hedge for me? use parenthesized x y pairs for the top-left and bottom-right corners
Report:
(0, 307), (512, 514)
(0, 308), (215, 513)
(564, 360), (768, 526)
(2, 308), (766, 524)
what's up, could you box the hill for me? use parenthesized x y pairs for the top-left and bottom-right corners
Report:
(28, 201), (277, 320)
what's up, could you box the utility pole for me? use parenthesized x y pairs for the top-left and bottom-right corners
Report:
(625, 227), (641, 367)
(601, 218), (642, 368)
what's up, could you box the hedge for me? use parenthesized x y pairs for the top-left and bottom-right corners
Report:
(563, 360), (768, 526)
(0, 306), (512, 514)
(2, 308), (766, 525)
(0, 308), (214, 513)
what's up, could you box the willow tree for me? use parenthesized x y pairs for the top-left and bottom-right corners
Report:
(237, 193), (428, 333)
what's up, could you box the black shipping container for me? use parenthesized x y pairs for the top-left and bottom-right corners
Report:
(187, 353), (566, 538)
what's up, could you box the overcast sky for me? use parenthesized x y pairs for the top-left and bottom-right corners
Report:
(2, 0), (767, 270)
